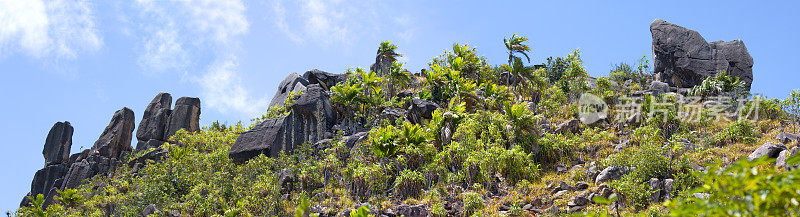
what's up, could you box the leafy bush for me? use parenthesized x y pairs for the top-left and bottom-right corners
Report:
(689, 72), (745, 98)
(703, 120), (757, 147)
(461, 191), (485, 216)
(666, 156), (800, 216)
(393, 169), (425, 199)
(608, 56), (652, 89)
(781, 89), (800, 129)
(607, 126), (692, 209)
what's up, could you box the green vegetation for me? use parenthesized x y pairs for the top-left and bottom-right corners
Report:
(17, 36), (800, 217)
(665, 156), (800, 216)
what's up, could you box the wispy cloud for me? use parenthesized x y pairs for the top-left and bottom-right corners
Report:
(268, 0), (416, 46)
(198, 57), (264, 116)
(133, 0), (265, 118)
(0, 0), (102, 59)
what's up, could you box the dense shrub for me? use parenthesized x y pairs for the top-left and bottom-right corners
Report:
(703, 120), (758, 147)
(666, 156), (800, 216)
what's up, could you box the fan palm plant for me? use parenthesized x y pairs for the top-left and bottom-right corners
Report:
(374, 41), (402, 76)
(503, 33), (532, 96)
(386, 61), (411, 99)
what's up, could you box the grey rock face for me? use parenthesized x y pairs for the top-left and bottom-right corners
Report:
(649, 81), (670, 96)
(595, 166), (631, 184)
(142, 204), (160, 216)
(269, 72), (309, 108)
(775, 132), (800, 144)
(137, 92), (172, 142)
(302, 69), (347, 91)
(343, 132), (369, 149)
(396, 204), (429, 217)
(229, 117), (287, 162)
(663, 179), (674, 201)
(776, 147), (799, 169)
(28, 164), (68, 203)
(555, 119), (582, 134)
(165, 97), (201, 140)
(61, 152), (116, 189)
(648, 178), (662, 204)
(650, 19), (753, 90)
(406, 99), (440, 125)
(278, 169), (296, 194)
(92, 107), (135, 159)
(747, 142), (787, 161)
(136, 139), (166, 152)
(42, 121), (73, 165)
(709, 40), (753, 90)
(229, 85), (336, 162)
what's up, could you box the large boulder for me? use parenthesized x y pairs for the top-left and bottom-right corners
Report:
(229, 85), (336, 162)
(595, 166), (631, 184)
(775, 132), (800, 144)
(42, 121), (73, 165)
(136, 93), (172, 142)
(650, 19), (753, 90)
(406, 99), (440, 125)
(269, 72), (309, 108)
(747, 142), (787, 160)
(229, 117), (287, 162)
(92, 107), (135, 159)
(302, 69), (347, 91)
(165, 97), (201, 140)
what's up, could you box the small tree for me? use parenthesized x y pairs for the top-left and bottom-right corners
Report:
(781, 89), (800, 131)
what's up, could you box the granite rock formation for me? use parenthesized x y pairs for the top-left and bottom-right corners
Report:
(650, 19), (753, 90)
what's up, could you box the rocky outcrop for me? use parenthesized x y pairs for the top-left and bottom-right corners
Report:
(92, 108), (136, 159)
(22, 164), (68, 207)
(595, 166), (631, 184)
(269, 73), (309, 109)
(23, 93), (202, 209)
(21, 108), (134, 208)
(165, 97), (201, 141)
(303, 69), (347, 91)
(136, 93), (202, 150)
(555, 119), (582, 135)
(42, 122), (73, 166)
(747, 142), (787, 161)
(230, 84), (336, 162)
(136, 93), (172, 150)
(61, 151), (117, 189)
(137, 93), (172, 141)
(775, 132), (800, 144)
(650, 19), (753, 90)
(22, 122), (75, 207)
(406, 99), (440, 125)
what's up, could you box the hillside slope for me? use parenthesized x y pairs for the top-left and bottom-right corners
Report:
(16, 19), (800, 217)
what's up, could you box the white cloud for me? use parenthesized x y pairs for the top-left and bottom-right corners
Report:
(182, 0), (248, 44)
(198, 58), (265, 116)
(272, 0), (302, 43)
(268, 0), (417, 46)
(139, 28), (188, 73)
(133, 0), (265, 117)
(0, 0), (102, 59)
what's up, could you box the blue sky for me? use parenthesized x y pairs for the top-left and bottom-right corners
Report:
(1, 0), (798, 212)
